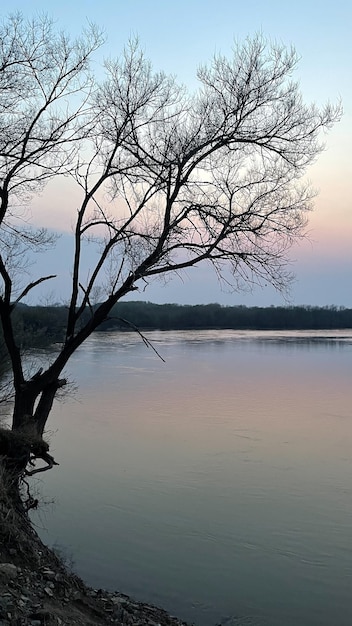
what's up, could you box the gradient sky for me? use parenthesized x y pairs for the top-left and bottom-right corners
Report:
(2, 0), (351, 306)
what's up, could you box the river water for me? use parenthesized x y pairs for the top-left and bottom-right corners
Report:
(32, 330), (352, 626)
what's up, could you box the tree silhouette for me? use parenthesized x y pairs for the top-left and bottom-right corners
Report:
(0, 17), (340, 477)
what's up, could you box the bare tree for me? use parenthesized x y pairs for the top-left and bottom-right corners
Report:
(0, 21), (340, 478)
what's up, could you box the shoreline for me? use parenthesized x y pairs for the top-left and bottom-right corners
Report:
(0, 549), (193, 625)
(0, 475), (193, 626)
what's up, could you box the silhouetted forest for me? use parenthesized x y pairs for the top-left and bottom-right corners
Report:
(3, 302), (351, 352)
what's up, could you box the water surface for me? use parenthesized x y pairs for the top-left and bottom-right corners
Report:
(32, 330), (352, 625)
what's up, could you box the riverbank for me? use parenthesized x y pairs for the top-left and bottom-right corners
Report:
(0, 558), (192, 625)
(0, 469), (192, 626)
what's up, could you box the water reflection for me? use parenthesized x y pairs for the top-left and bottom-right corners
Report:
(32, 330), (352, 626)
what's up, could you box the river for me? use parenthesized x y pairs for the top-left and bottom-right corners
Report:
(31, 330), (352, 625)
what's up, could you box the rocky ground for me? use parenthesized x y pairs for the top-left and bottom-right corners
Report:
(0, 542), (193, 626)
(0, 557), (192, 625)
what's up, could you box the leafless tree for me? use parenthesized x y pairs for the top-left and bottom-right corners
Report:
(0, 19), (340, 477)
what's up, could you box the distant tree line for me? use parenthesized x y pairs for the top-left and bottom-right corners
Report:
(103, 302), (352, 331)
(4, 302), (351, 351)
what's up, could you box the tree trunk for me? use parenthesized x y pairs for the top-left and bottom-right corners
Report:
(32, 382), (63, 437)
(0, 377), (63, 482)
(12, 385), (39, 431)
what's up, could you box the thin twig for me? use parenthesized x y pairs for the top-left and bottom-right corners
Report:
(117, 317), (165, 362)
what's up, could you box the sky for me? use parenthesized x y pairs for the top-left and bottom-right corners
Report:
(1, 0), (351, 307)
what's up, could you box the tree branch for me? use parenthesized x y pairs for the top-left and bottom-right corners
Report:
(12, 275), (56, 308)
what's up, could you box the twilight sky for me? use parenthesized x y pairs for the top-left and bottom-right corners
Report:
(2, 0), (351, 307)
